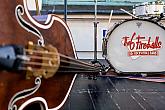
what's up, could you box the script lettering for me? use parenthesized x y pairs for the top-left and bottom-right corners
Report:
(122, 32), (162, 58)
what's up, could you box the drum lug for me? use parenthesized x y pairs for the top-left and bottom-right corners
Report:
(141, 73), (147, 77)
(114, 69), (122, 74)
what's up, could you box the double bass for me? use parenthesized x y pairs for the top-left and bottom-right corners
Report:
(0, 0), (102, 110)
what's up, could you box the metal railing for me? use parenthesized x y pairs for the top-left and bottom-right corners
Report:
(42, 0), (158, 6)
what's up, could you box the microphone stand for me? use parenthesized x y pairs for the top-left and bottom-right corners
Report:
(89, 0), (99, 79)
(90, 0), (106, 77)
(64, 0), (67, 22)
(93, 0), (99, 62)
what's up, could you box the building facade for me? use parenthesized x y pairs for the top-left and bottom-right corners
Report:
(38, 0), (165, 59)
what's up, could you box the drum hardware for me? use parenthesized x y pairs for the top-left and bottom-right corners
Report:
(147, 12), (165, 22)
(101, 10), (119, 74)
(102, 32), (117, 73)
(120, 8), (138, 18)
(155, 13), (164, 21)
(102, 9), (113, 58)
(107, 10), (113, 30)
(102, 32), (118, 73)
(133, 0), (165, 17)
(155, 0), (164, 5)
(88, 60), (106, 79)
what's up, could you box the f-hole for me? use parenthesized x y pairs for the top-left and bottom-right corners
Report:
(23, 102), (45, 110)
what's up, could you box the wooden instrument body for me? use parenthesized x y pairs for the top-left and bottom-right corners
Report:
(0, 0), (77, 110)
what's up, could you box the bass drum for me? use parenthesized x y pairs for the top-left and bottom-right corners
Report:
(104, 19), (165, 74)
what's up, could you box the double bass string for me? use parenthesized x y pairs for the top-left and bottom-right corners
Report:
(58, 54), (101, 72)
(61, 59), (98, 69)
(60, 54), (96, 67)
(24, 54), (100, 70)
(25, 48), (98, 69)
(19, 67), (100, 73)
(20, 58), (100, 72)
(60, 56), (100, 70)
(20, 49), (101, 73)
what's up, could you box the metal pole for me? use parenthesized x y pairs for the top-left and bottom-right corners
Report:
(64, 0), (67, 22)
(94, 0), (99, 61)
(35, 0), (40, 15)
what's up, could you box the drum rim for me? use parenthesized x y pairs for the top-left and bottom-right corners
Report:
(106, 18), (165, 40)
(135, 4), (164, 7)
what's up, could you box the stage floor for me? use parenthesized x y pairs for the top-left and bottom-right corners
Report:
(63, 75), (165, 110)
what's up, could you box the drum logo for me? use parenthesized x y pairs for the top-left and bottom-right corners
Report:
(122, 32), (162, 59)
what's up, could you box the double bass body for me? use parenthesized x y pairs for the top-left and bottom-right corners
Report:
(0, 0), (77, 109)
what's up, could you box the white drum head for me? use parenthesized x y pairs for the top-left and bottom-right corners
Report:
(106, 19), (165, 73)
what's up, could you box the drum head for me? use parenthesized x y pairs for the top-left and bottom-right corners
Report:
(106, 19), (165, 73)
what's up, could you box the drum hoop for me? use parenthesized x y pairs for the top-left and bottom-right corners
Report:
(135, 4), (164, 7)
(105, 57), (122, 73)
(135, 4), (146, 7)
(106, 18), (165, 40)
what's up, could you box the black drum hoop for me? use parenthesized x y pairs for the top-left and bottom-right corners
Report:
(106, 18), (165, 40)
